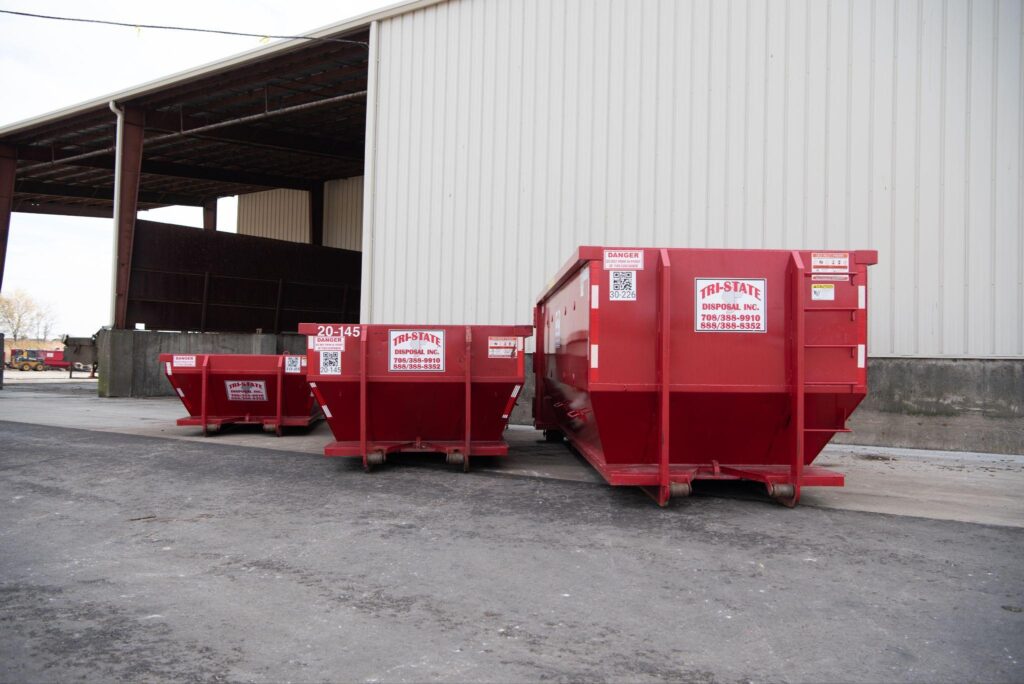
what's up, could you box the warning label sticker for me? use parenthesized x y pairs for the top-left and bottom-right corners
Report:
(314, 335), (345, 352)
(811, 283), (835, 301)
(284, 356), (303, 374)
(609, 271), (637, 301)
(389, 330), (445, 372)
(695, 278), (767, 333)
(488, 337), (518, 359)
(811, 274), (849, 282)
(224, 380), (268, 402)
(811, 252), (849, 274)
(173, 355), (196, 367)
(603, 249), (644, 270)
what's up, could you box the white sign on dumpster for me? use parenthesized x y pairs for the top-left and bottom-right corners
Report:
(224, 379), (268, 401)
(389, 330), (445, 372)
(694, 277), (767, 332)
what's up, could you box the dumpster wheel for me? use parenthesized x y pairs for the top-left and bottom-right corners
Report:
(766, 483), (797, 508)
(365, 451), (386, 471)
(669, 482), (691, 498)
(446, 452), (470, 472)
(543, 429), (564, 443)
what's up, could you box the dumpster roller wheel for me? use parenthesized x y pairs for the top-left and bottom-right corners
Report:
(669, 482), (691, 498)
(365, 451), (386, 471)
(446, 452), (470, 472)
(766, 483), (797, 508)
(543, 429), (564, 443)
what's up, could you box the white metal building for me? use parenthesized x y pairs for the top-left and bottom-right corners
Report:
(237, 0), (1021, 360)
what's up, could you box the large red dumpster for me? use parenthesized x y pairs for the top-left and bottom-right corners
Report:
(298, 323), (531, 471)
(160, 353), (321, 435)
(535, 247), (878, 506)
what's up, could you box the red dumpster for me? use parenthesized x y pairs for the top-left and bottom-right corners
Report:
(298, 323), (531, 471)
(160, 353), (321, 435)
(535, 246), (878, 506)
(39, 350), (71, 369)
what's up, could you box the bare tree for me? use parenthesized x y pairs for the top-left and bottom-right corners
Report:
(34, 303), (56, 341)
(0, 290), (41, 342)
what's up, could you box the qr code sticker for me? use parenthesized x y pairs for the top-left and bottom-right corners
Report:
(609, 270), (637, 301)
(284, 356), (302, 374)
(319, 351), (341, 375)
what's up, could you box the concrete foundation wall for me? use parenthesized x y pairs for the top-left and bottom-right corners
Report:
(832, 358), (1023, 455)
(96, 330), (306, 398)
(509, 356), (1022, 455)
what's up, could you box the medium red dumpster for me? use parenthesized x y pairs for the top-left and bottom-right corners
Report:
(298, 323), (531, 471)
(160, 353), (321, 435)
(535, 247), (878, 506)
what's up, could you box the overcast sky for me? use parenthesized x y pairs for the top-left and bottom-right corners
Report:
(1, 0), (391, 337)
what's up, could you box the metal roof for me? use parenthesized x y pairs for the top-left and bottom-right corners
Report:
(0, 0), (446, 217)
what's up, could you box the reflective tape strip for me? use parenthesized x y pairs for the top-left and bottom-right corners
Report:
(590, 344), (599, 369)
(322, 404), (333, 418)
(857, 344), (866, 369)
(165, 362), (172, 376)
(501, 384), (523, 420)
(175, 387), (185, 398)
(858, 285), (866, 309)
(591, 285), (599, 309)
(309, 382), (317, 389)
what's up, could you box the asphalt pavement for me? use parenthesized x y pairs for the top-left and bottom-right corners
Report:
(0, 376), (1022, 682)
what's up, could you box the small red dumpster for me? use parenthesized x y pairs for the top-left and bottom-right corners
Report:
(160, 353), (321, 435)
(299, 323), (531, 471)
(535, 247), (878, 506)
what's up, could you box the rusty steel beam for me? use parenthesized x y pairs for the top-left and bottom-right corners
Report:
(12, 200), (114, 219)
(0, 145), (15, 292)
(142, 109), (365, 160)
(113, 106), (145, 329)
(14, 180), (204, 207)
(310, 181), (324, 246)
(203, 199), (217, 231)
(16, 146), (320, 190)
(14, 91), (367, 176)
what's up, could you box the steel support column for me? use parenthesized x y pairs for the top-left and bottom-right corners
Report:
(0, 145), (14, 293)
(203, 199), (217, 231)
(310, 182), (324, 246)
(112, 106), (145, 328)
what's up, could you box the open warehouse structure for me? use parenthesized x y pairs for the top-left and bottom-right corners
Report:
(0, 0), (1021, 452)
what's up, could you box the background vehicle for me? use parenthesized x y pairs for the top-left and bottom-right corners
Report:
(8, 349), (45, 371)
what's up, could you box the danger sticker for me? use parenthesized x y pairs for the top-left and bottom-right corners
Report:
(284, 356), (303, 374)
(695, 278), (767, 333)
(811, 252), (849, 274)
(173, 355), (196, 367)
(224, 379), (268, 402)
(488, 337), (518, 359)
(314, 335), (345, 352)
(389, 330), (445, 372)
(603, 249), (644, 270)
(811, 283), (835, 301)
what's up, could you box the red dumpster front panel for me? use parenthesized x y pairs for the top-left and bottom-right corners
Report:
(160, 353), (320, 435)
(534, 246), (877, 506)
(299, 323), (531, 470)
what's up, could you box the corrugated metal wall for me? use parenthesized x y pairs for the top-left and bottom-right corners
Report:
(236, 188), (310, 243)
(237, 181), (364, 251)
(324, 176), (364, 250)
(364, 0), (1024, 357)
